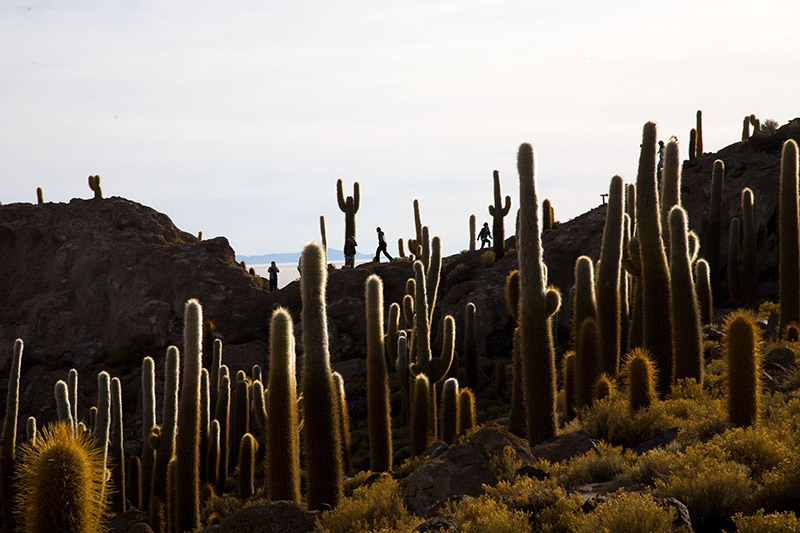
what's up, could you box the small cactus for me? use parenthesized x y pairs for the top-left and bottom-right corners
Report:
(88, 174), (103, 199)
(410, 375), (430, 456)
(463, 302), (479, 389)
(458, 388), (476, 435)
(440, 378), (459, 444)
(237, 433), (256, 500)
(336, 179), (360, 244)
(626, 348), (657, 413)
(724, 311), (762, 427)
(111, 377), (126, 514)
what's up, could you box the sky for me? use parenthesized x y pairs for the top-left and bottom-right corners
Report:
(2, 0), (799, 258)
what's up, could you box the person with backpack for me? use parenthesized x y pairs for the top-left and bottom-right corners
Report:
(374, 227), (393, 262)
(478, 222), (492, 249)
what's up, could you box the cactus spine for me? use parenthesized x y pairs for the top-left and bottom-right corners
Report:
(149, 346), (179, 531)
(636, 122), (674, 397)
(725, 311), (761, 427)
(704, 159), (725, 296)
(780, 140), (800, 330)
(464, 302), (478, 389)
(237, 433), (256, 500)
(597, 175), (624, 376)
(626, 348), (657, 412)
(366, 274), (392, 472)
(488, 170), (512, 259)
(336, 179), (360, 243)
(469, 214), (476, 251)
(300, 242), (342, 509)
(175, 299), (202, 532)
(440, 378), (459, 444)
(517, 142), (562, 444)
(14, 421), (107, 533)
(740, 188), (759, 305)
(669, 206), (704, 384)
(110, 377), (126, 513)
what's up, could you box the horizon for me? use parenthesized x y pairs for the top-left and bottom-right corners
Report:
(2, 1), (799, 258)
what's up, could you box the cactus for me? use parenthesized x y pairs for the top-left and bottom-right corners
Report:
(36, 187), (43, 205)
(166, 457), (177, 533)
(319, 214), (328, 263)
(724, 311), (762, 427)
(597, 175), (624, 377)
(704, 159), (725, 296)
(740, 188), (759, 305)
(174, 300), (203, 532)
(410, 375), (430, 456)
(458, 388), (476, 435)
(366, 274), (392, 472)
(636, 122), (675, 397)
(504, 271), (525, 437)
(336, 179), (360, 244)
(128, 456), (142, 510)
(626, 348), (657, 412)
(660, 139), (681, 249)
(88, 174), (103, 199)
(96, 371), (111, 505)
(426, 235), (442, 321)
(387, 303), (401, 374)
(200, 367), (210, 485)
(593, 374), (613, 401)
(742, 116), (751, 141)
(332, 372), (352, 475)
(488, 170), (512, 259)
(398, 238), (406, 258)
(26, 417), (36, 447)
(563, 351), (577, 419)
(780, 140), (800, 330)
(209, 339), (222, 416)
(55, 380), (74, 429)
(207, 420), (221, 495)
(517, 142), (562, 445)
(68, 368), (79, 433)
(695, 259), (714, 325)
(469, 214), (476, 251)
(111, 377), (126, 513)
(464, 302), (478, 389)
(230, 379), (250, 471)
(0, 340), (22, 532)
(213, 373), (230, 492)
(542, 198), (553, 231)
(251, 380), (268, 438)
(440, 378), (459, 444)
(669, 206), (704, 384)
(619, 214), (632, 359)
(727, 218), (742, 303)
(696, 110), (703, 157)
(576, 317), (600, 409)
(571, 256), (597, 350)
(14, 421), (107, 533)
(148, 346), (179, 531)
(237, 433), (256, 500)
(395, 331), (411, 425)
(300, 242), (343, 509)
(688, 129), (697, 162)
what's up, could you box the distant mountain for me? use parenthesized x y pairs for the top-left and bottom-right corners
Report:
(236, 248), (373, 264)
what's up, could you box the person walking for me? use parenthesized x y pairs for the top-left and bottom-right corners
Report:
(344, 235), (357, 268)
(374, 227), (393, 262)
(268, 261), (280, 291)
(478, 222), (492, 249)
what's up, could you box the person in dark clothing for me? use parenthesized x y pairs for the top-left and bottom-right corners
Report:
(374, 227), (393, 262)
(478, 222), (492, 249)
(344, 235), (357, 268)
(267, 261), (280, 291)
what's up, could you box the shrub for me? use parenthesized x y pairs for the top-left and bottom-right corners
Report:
(480, 250), (496, 267)
(709, 426), (789, 480)
(316, 476), (419, 533)
(441, 495), (531, 533)
(579, 491), (677, 533)
(754, 453), (800, 514)
(483, 476), (583, 531)
(611, 448), (679, 489)
(551, 442), (634, 488)
(734, 509), (800, 532)
(488, 446), (523, 483)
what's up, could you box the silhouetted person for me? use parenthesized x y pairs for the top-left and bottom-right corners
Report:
(268, 261), (280, 291)
(344, 235), (357, 268)
(374, 227), (393, 262)
(478, 222), (492, 249)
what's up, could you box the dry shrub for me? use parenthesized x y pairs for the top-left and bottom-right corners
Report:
(441, 496), (530, 533)
(316, 476), (419, 533)
(612, 448), (679, 489)
(550, 442), (634, 488)
(483, 476), (583, 532)
(488, 445), (523, 483)
(480, 250), (496, 267)
(734, 509), (800, 532)
(755, 453), (800, 514)
(709, 426), (789, 480)
(579, 491), (678, 533)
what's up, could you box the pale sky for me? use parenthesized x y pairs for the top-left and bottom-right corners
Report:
(2, 1), (798, 257)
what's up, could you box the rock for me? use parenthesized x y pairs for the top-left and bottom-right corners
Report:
(470, 425), (533, 464)
(415, 516), (457, 532)
(332, 358), (367, 383)
(201, 501), (317, 533)
(404, 444), (497, 518)
(530, 431), (597, 463)
(634, 428), (679, 454)
(764, 347), (796, 369)
(516, 465), (548, 480)
(106, 509), (148, 533)
(658, 497), (694, 532)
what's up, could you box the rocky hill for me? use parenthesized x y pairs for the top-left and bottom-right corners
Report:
(0, 120), (797, 458)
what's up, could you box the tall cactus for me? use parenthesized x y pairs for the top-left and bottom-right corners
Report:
(410, 375), (430, 456)
(110, 376), (126, 514)
(230, 379), (250, 471)
(175, 299), (203, 532)
(505, 271), (526, 438)
(149, 346), (179, 531)
(55, 380), (74, 429)
(209, 339), (222, 416)
(740, 188), (759, 305)
(636, 122), (674, 397)
(725, 311), (761, 427)
(517, 142), (562, 444)
(332, 372), (352, 475)
(440, 378), (459, 444)
(301, 242), (343, 509)
(1, 339), (22, 532)
(660, 138), (681, 250)
(542, 198), (553, 231)
(695, 259), (714, 325)
(463, 302), (478, 389)
(206, 420), (220, 494)
(704, 159), (725, 296)
(141, 356), (156, 512)
(669, 206), (703, 384)
(727, 218), (742, 303)
(365, 274), (392, 472)
(780, 140), (800, 330)
(88, 174), (103, 199)
(563, 352), (577, 419)
(696, 110), (703, 157)
(576, 317), (600, 409)
(597, 175), (624, 376)
(96, 371), (111, 505)
(214, 373), (231, 491)
(336, 179), (360, 244)
(320, 214), (328, 263)
(488, 170), (512, 259)
(68, 368), (79, 433)
(571, 256), (597, 350)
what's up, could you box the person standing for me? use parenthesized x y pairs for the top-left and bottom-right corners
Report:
(268, 261), (280, 291)
(344, 235), (357, 268)
(478, 222), (492, 249)
(374, 227), (393, 262)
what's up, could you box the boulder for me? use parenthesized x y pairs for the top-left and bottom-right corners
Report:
(201, 501), (317, 533)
